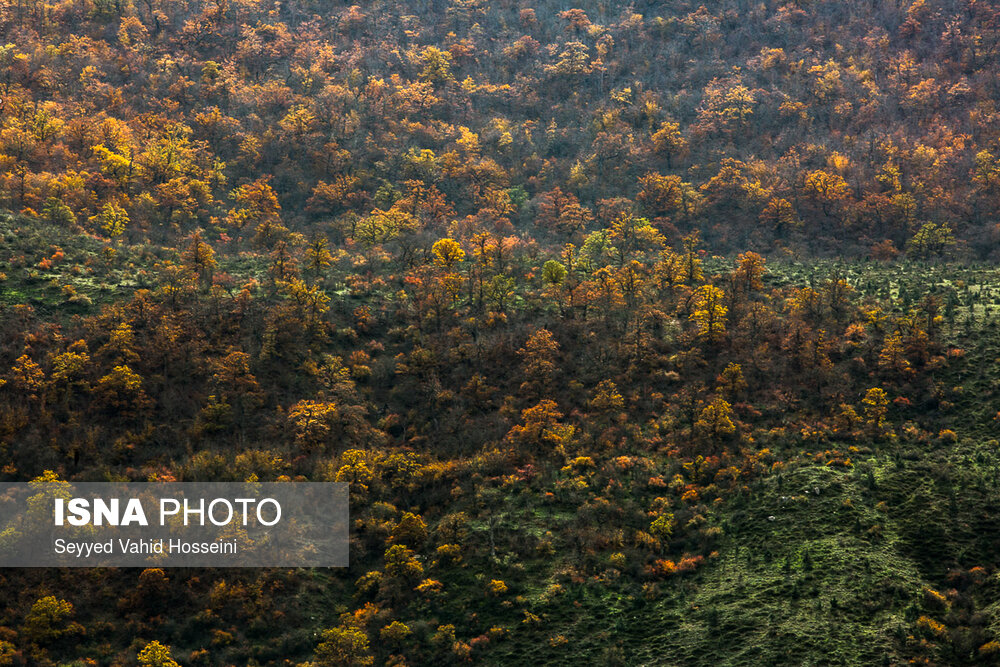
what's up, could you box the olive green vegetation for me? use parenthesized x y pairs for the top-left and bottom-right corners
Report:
(8, 216), (1000, 664)
(464, 260), (1000, 665)
(481, 451), (1000, 665)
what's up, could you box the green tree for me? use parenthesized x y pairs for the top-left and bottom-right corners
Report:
(314, 626), (374, 666)
(419, 46), (453, 82)
(542, 259), (568, 286)
(91, 202), (130, 239)
(650, 513), (674, 539)
(42, 197), (76, 226)
(24, 596), (82, 644)
(907, 222), (956, 259)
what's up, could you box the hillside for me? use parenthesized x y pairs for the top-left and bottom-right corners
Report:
(3, 0), (1000, 665)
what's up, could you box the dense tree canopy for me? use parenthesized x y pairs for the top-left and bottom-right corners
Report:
(3, 0), (1000, 664)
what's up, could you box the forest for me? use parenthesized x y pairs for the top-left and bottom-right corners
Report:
(3, 0), (1000, 664)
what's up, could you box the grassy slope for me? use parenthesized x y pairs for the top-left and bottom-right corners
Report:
(480, 463), (917, 665)
(482, 262), (1000, 665)
(484, 442), (1000, 665)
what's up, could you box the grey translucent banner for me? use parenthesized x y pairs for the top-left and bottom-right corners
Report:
(0, 482), (348, 567)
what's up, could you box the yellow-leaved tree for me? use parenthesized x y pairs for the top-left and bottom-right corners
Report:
(696, 395), (736, 439)
(138, 640), (180, 667)
(690, 285), (728, 341)
(862, 387), (890, 434)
